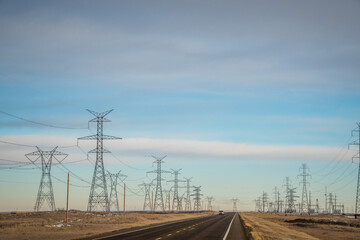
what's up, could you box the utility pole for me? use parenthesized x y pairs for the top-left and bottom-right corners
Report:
(26, 146), (68, 212)
(329, 193), (334, 214)
(349, 123), (360, 215)
(299, 163), (311, 214)
(107, 170), (127, 211)
(78, 109), (121, 212)
(325, 186), (328, 214)
(183, 178), (192, 212)
(139, 182), (153, 211)
(192, 186), (203, 212)
(147, 156), (171, 211)
(232, 198), (238, 212)
(167, 169), (185, 212)
(309, 191), (312, 213)
(66, 173), (69, 224)
(123, 183), (126, 216)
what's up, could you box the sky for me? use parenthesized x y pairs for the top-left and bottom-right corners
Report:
(1, 0), (360, 212)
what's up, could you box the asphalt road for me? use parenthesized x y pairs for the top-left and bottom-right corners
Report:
(94, 212), (248, 240)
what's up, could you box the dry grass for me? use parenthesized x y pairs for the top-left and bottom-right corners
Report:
(240, 212), (360, 240)
(0, 211), (212, 240)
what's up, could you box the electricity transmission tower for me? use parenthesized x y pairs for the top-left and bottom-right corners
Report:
(261, 192), (268, 212)
(139, 182), (153, 211)
(274, 186), (280, 212)
(163, 189), (171, 211)
(255, 197), (261, 212)
(107, 170), (127, 211)
(232, 198), (238, 212)
(286, 187), (298, 213)
(168, 169), (185, 211)
(78, 109), (121, 212)
(349, 123), (360, 215)
(192, 186), (203, 212)
(299, 163), (311, 213)
(183, 177), (192, 211)
(206, 196), (214, 211)
(26, 147), (68, 211)
(147, 156), (171, 211)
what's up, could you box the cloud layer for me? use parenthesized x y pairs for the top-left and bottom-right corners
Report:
(0, 135), (352, 163)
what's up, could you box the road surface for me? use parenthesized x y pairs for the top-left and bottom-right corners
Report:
(93, 212), (248, 240)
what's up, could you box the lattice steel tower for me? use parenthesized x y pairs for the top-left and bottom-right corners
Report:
(107, 170), (127, 211)
(147, 156), (170, 211)
(232, 198), (239, 212)
(78, 109), (121, 212)
(163, 189), (171, 211)
(184, 177), (192, 211)
(287, 187), (298, 213)
(26, 147), (68, 211)
(139, 182), (153, 211)
(192, 186), (202, 212)
(299, 163), (311, 213)
(349, 123), (360, 214)
(168, 168), (185, 212)
(206, 196), (214, 211)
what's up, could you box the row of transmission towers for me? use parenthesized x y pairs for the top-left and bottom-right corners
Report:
(27, 110), (129, 212)
(140, 156), (206, 212)
(255, 163), (345, 214)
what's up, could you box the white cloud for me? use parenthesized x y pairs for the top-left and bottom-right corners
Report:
(0, 135), (353, 163)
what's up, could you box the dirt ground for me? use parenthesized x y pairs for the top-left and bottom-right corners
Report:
(240, 212), (360, 240)
(0, 211), (212, 240)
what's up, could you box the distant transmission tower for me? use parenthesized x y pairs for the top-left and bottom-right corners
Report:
(261, 192), (268, 212)
(232, 198), (238, 212)
(206, 196), (214, 211)
(26, 147), (68, 211)
(192, 186), (203, 212)
(147, 156), (171, 211)
(274, 186), (280, 212)
(168, 169), (185, 212)
(139, 182), (153, 211)
(299, 163), (311, 213)
(255, 197), (261, 212)
(107, 170), (127, 211)
(163, 189), (171, 211)
(349, 123), (360, 215)
(78, 109), (121, 212)
(183, 177), (192, 211)
(286, 187), (298, 213)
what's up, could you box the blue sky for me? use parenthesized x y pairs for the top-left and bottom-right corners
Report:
(1, 0), (360, 212)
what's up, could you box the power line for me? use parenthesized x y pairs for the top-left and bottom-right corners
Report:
(0, 139), (78, 149)
(0, 110), (88, 130)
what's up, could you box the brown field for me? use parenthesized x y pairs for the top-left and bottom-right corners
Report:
(0, 211), (212, 240)
(240, 212), (360, 240)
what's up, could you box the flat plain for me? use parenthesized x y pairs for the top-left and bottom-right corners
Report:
(241, 212), (360, 240)
(0, 211), (211, 240)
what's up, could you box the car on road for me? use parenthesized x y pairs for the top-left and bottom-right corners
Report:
(218, 210), (224, 215)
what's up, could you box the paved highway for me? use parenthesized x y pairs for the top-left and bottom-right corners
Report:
(93, 212), (247, 240)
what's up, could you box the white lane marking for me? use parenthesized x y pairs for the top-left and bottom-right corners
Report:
(223, 213), (236, 240)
